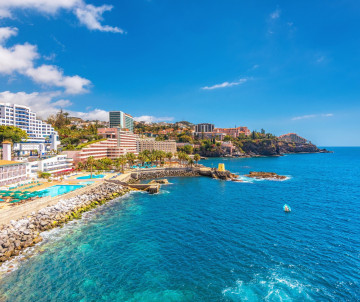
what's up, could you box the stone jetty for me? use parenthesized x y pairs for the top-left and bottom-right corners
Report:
(245, 171), (287, 180)
(0, 182), (129, 263)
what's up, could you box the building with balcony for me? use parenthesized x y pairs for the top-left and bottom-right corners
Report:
(213, 127), (251, 138)
(0, 160), (28, 187)
(27, 155), (74, 177)
(64, 130), (138, 163)
(109, 111), (134, 132)
(194, 123), (214, 134)
(137, 138), (177, 153)
(0, 103), (60, 150)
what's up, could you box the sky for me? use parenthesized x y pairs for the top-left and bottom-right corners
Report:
(0, 0), (359, 146)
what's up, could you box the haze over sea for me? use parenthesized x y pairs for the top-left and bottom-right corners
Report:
(0, 148), (359, 301)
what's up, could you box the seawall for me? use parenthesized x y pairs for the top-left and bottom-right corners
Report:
(0, 182), (130, 264)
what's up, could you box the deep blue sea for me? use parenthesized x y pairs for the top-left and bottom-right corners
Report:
(0, 147), (359, 301)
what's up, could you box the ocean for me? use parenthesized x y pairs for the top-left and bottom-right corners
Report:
(0, 147), (359, 301)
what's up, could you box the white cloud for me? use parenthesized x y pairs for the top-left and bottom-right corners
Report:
(70, 108), (108, 121)
(0, 90), (71, 118)
(0, 28), (90, 94)
(0, 90), (108, 121)
(0, 0), (124, 33)
(0, 27), (18, 44)
(270, 9), (281, 19)
(292, 113), (333, 121)
(201, 78), (247, 90)
(134, 115), (174, 123)
(26, 65), (90, 94)
(75, 4), (124, 33)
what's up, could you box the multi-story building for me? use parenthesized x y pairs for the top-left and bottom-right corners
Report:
(137, 138), (177, 154)
(195, 123), (214, 134)
(0, 103), (60, 149)
(109, 111), (134, 132)
(279, 133), (308, 144)
(27, 155), (74, 177)
(0, 160), (28, 187)
(213, 127), (251, 138)
(64, 130), (138, 163)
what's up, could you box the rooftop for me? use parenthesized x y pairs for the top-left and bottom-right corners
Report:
(0, 160), (23, 166)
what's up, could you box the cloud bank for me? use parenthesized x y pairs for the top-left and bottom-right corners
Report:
(0, 27), (90, 94)
(134, 115), (174, 123)
(0, 0), (123, 33)
(0, 90), (108, 121)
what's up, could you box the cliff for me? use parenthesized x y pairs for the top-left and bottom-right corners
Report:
(241, 140), (328, 156)
(198, 139), (329, 157)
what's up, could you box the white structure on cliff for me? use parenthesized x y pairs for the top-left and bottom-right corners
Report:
(0, 103), (60, 150)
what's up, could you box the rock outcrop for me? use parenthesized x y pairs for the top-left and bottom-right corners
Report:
(245, 171), (287, 180)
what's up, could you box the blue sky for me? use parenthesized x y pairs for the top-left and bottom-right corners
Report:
(0, 0), (359, 146)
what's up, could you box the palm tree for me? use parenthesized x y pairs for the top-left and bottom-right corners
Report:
(86, 156), (95, 179)
(115, 156), (127, 173)
(126, 152), (136, 167)
(193, 154), (201, 165)
(138, 151), (148, 167)
(187, 158), (194, 167)
(166, 152), (173, 166)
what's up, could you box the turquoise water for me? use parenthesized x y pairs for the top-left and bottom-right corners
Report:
(38, 185), (84, 197)
(0, 148), (359, 301)
(77, 174), (105, 179)
(78, 181), (95, 185)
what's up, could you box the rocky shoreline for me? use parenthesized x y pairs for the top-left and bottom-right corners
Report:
(0, 182), (130, 264)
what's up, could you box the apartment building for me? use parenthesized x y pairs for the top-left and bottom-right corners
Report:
(0, 103), (60, 148)
(64, 130), (138, 163)
(109, 111), (134, 132)
(137, 138), (177, 153)
(213, 127), (251, 138)
(0, 160), (28, 186)
(194, 123), (214, 134)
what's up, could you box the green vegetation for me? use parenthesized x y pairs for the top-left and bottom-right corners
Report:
(0, 126), (28, 143)
(46, 110), (104, 149)
(38, 172), (51, 179)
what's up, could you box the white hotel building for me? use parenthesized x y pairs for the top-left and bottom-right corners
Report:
(0, 103), (60, 148)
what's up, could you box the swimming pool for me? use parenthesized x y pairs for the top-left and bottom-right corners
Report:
(76, 174), (105, 179)
(38, 185), (84, 197)
(78, 181), (95, 185)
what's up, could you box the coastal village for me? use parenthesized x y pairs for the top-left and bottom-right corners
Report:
(0, 102), (324, 264)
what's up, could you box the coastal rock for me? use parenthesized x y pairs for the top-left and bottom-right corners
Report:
(0, 182), (129, 265)
(245, 171), (287, 180)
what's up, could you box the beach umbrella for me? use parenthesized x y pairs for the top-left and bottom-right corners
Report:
(2, 192), (12, 196)
(10, 199), (20, 203)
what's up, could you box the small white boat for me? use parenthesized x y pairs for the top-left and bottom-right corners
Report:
(283, 204), (291, 212)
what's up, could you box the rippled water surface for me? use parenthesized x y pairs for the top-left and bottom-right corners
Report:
(0, 148), (359, 301)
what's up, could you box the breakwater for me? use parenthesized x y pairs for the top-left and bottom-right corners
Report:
(0, 182), (129, 264)
(130, 167), (200, 181)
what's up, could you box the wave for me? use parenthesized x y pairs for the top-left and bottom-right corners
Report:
(222, 269), (315, 301)
(231, 175), (292, 184)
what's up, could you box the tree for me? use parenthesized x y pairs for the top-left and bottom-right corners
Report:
(115, 156), (127, 172)
(166, 152), (173, 166)
(86, 156), (95, 179)
(0, 126), (28, 143)
(183, 144), (193, 154)
(137, 151), (148, 166)
(193, 154), (201, 165)
(187, 158), (194, 167)
(126, 152), (136, 167)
